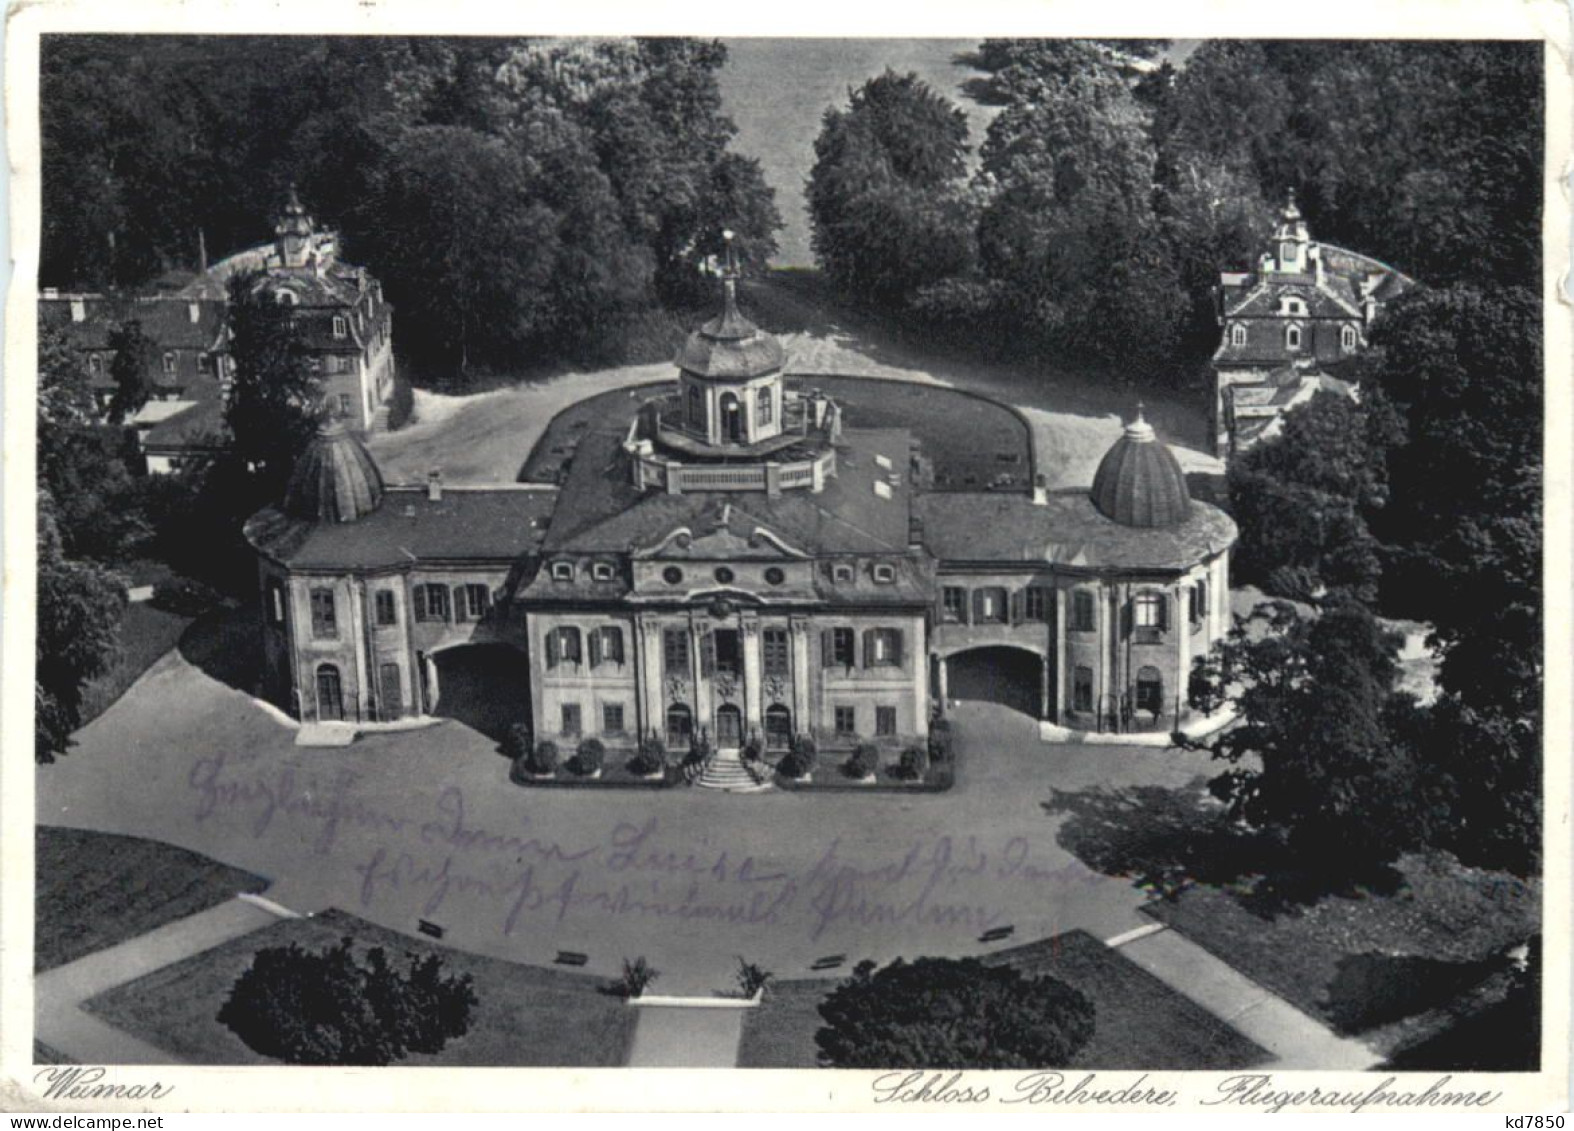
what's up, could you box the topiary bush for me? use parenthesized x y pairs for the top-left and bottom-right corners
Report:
(845, 742), (880, 780)
(527, 738), (559, 777)
(779, 733), (819, 778)
(628, 734), (666, 777)
(570, 737), (605, 776)
(151, 576), (225, 616)
(501, 722), (532, 762)
(899, 745), (929, 780)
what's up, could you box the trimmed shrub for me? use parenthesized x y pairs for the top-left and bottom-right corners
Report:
(528, 739), (559, 777)
(927, 719), (954, 763)
(846, 742), (880, 779)
(501, 722), (532, 762)
(627, 736), (665, 777)
(640, 733), (668, 765)
(570, 737), (605, 776)
(780, 733), (819, 778)
(899, 745), (929, 780)
(386, 372), (416, 431)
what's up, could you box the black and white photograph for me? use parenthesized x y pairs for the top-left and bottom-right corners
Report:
(3, 0), (1568, 1113)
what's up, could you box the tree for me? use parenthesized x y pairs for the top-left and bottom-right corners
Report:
(1226, 389), (1403, 604)
(106, 319), (157, 424)
(808, 70), (978, 309)
(1185, 599), (1437, 874)
(36, 489), (126, 762)
(224, 272), (323, 503)
(815, 956), (1094, 1069)
(217, 938), (477, 1065)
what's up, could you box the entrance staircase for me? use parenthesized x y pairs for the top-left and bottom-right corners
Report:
(694, 748), (773, 793)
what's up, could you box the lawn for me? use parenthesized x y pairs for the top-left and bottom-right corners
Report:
(35, 827), (268, 972)
(519, 375), (1032, 494)
(736, 929), (1271, 1070)
(83, 908), (636, 1067)
(1142, 852), (1540, 1053)
(77, 601), (195, 726)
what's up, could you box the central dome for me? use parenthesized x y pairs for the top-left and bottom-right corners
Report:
(674, 280), (785, 381)
(283, 420), (385, 523)
(1089, 409), (1192, 528)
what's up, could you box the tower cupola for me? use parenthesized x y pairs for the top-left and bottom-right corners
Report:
(1089, 406), (1192, 528)
(282, 419), (385, 523)
(274, 184), (316, 269)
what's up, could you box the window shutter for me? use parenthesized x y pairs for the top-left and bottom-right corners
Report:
(701, 632), (716, 676)
(972, 590), (985, 623)
(1121, 600), (1132, 638)
(1010, 590), (1023, 626)
(1158, 595), (1169, 631)
(453, 585), (468, 622)
(413, 585), (427, 621)
(546, 628), (560, 668)
(892, 630), (904, 668)
(588, 628), (602, 668)
(862, 630), (874, 669)
(612, 628), (624, 664)
(821, 630), (834, 667)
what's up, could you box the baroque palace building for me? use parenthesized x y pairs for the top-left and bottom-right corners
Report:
(246, 268), (1237, 751)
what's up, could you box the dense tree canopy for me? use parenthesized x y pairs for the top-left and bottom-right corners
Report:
(218, 938), (477, 1065)
(816, 956), (1095, 1069)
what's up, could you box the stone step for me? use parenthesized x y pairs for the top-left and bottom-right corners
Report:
(695, 756), (773, 793)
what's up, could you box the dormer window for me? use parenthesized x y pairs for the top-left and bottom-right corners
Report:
(1229, 323), (1246, 347)
(333, 316), (348, 338)
(550, 561), (574, 582)
(1341, 324), (1358, 351)
(1280, 296), (1307, 317)
(1285, 325), (1302, 351)
(872, 563), (896, 584)
(832, 563), (855, 584)
(274, 290), (297, 307)
(162, 352), (177, 376)
(591, 562), (615, 582)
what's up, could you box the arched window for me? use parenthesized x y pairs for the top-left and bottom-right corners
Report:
(1285, 324), (1302, 350)
(1135, 666), (1163, 716)
(1341, 324), (1358, 351)
(1073, 590), (1096, 633)
(666, 702), (693, 747)
(719, 392), (743, 442)
(1229, 323), (1247, 346)
(764, 704), (792, 748)
(274, 289), (298, 307)
(315, 664), (344, 722)
(757, 390), (773, 428)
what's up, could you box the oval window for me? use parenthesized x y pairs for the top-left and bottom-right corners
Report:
(662, 566), (684, 585)
(714, 566), (735, 585)
(764, 567), (785, 586)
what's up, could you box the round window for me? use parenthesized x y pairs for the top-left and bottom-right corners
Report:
(764, 567), (785, 586)
(714, 566), (735, 585)
(662, 566), (684, 585)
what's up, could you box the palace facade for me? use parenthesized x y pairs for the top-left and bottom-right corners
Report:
(246, 272), (1237, 752)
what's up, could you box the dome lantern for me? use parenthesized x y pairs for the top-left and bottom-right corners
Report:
(1089, 405), (1192, 528)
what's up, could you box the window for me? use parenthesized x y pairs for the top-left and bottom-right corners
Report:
(1285, 324), (1302, 350)
(324, 356), (341, 376)
(1279, 241), (1297, 264)
(764, 704), (792, 748)
(1281, 296), (1306, 316)
(1024, 587), (1050, 622)
(872, 563), (896, 584)
(763, 628), (790, 675)
(1229, 323), (1246, 346)
(764, 566), (785, 586)
(88, 354), (104, 377)
(309, 587), (337, 638)
(551, 561), (574, 582)
(663, 628), (690, 676)
(714, 566), (735, 585)
(1136, 666), (1164, 715)
(876, 706), (897, 738)
(709, 629), (741, 676)
(865, 628), (903, 667)
(942, 586), (967, 623)
(1074, 666), (1094, 713)
(602, 702), (625, 734)
(337, 394), (353, 417)
(274, 290), (297, 307)
(591, 562), (615, 582)
(824, 627), (856, 668)
(757, 391), (772, 427)
(333, 316), (348, 339)
(547, 626), (582, 668)
(590, 625), (624, 667)
(461, 584), (490, 619)
(1133, 592), (1167, 642)
(662, 566), (684, 586)
(162, 352), (176, 376)
(1341, 324), (1358, 350)
(374, 589), (397, 627)
(666, 703), (693, 746)
(1073, 590), (1095, 633)
(834, 706), (857, 737)
(560, 703), (582, 736)
(973, 587), (1008, 624)
(414, 583), (449, 622)
(266, 581), (286, 626)
(831, 563), (855, 584)
(1189, 580), (1208, 629)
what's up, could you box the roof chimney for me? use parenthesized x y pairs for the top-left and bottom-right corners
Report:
(427, 469), (443, 502)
